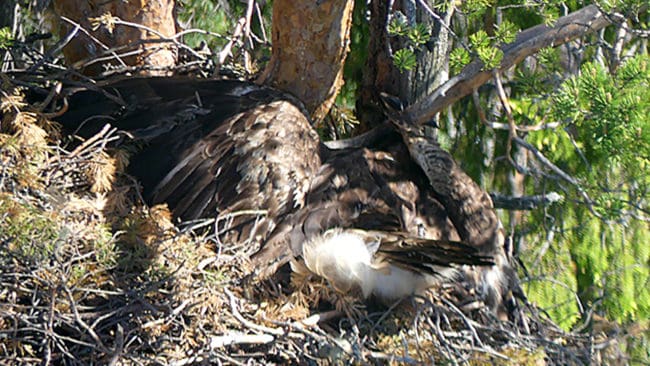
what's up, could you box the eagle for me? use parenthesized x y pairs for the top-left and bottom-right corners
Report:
(60, 77), (322, 246)
(57, 77), (519, 317)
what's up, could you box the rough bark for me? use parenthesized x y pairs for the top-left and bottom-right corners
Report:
(356, 0), (453, 131)
(399, 1), (454, 107)
(355, 0), (399, 132)
(258, 0), (354, 123)
(51, 0), (177, 76)
(0, 0), (17, 29)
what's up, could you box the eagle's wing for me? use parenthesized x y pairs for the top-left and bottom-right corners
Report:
(252, 134), (484, 282)
(390, 118), (522, 318)
(59, 78), (322, 246)
(393, 122), (502, 253)
(369, 231), (494, 273)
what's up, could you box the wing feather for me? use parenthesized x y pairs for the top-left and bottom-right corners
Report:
(59, 78), (321, 247)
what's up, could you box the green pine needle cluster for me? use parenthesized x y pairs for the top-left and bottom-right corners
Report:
(553, 55), (650, 173)
(0, 27), (13, 49)
(521, 55), (650, 328)
(387, 15), (431, 72)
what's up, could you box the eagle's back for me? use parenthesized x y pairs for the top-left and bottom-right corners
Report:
(59, 78), (322, 246)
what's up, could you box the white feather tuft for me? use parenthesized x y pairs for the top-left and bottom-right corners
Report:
(301, 228), (434, 299)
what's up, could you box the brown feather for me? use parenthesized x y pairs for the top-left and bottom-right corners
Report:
(59, 78), (321, 248)
(59, 78), (521, 316)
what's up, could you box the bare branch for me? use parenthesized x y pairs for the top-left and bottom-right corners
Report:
(218, 18), (246, 66)
(405, 5), (612, 125)
(490, 192), (564, 210)
(493, 70), (518, 166)
(513, 136), (601, 218)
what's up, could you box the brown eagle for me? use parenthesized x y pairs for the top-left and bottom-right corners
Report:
(58, 77), (519, 316)
(61, 77), (321, 246)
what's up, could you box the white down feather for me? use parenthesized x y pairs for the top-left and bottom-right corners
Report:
(301, 228), (434, 300)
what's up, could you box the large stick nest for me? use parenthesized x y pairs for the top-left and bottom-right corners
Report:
(0, 47), (625, 366)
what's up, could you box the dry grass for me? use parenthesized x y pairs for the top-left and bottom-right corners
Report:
(0, 69), (628, 366)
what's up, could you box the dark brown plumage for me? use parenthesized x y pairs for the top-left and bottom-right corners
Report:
(59, 77), (321, 246)
(57, 77), (520, 315)
(250, 127), (515, 306)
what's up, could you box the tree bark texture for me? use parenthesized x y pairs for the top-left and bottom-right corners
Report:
(52, 0), (177, 76)
(356, 0), (453, 131)
(0, 0), (17, 29)
(355, 0), (400, 131)
(398, 0), (453, 107)
(258, 0), (354, 123)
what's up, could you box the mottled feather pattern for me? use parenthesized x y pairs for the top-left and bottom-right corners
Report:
(373, 232), (494, 267)
(59, 78), (321, 248)
(252, 141), (495, 298)
(390, 117), (521, 317)
(397, 126), (501, 253)
(58, 78), (520, 315)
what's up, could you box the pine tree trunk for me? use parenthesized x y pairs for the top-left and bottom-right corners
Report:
(0, 0), (17, 29)
(52, 0), (177, 76)
(357, 0), (453, 131)
(258, 0), (355, 123)
(356, 0), (398, 131)
(398, 1), (453, 108)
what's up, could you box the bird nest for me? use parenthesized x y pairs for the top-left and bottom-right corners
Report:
(0, 66), (624, 365)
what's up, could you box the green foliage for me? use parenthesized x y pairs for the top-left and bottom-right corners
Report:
(339, 0), (370, 110)
(494, 20), (518, 44)
(469, 30), (491, 49)
(517, 55), (650, 328)
(0, 193), (116, 270)
(552, 56), (650, 171)
(387, 14), (432, 72)
(460, 0), (495, 15)
(0, 27), (13, 49)
(541, 6), (559, 26)
(478, 45), (504, 69)
(597, 0), (649, 13)
(388, 15), (409, 37)
(536, 47), (560, 69)
(443, 3), (648, 350)
(467, 26), (515, 70)
(393, 48), (418, 73)
(408, 23), (431, 47)
(0, 195), (59, 265)
(176, 0), (232, 49)
(175, 0), (272, 62)
(450, 47), (471, 73)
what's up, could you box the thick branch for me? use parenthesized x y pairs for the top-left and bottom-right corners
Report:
(405, 4), (612, 125)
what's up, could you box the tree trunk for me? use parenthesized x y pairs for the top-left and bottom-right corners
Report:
(258, 0), (355, 123)
(0, 0), (17, 30)
(51, 0), (177, 76)
(356, 0), (453, 131)
(398, 1), (453, 108)
(355, 0), (399, 131)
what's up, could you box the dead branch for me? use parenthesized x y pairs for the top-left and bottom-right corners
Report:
(405, 4), (613, 125)
(512, 136), (601, 217)
(490, 191), (563, 210)
(218, 18), (247, 66)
